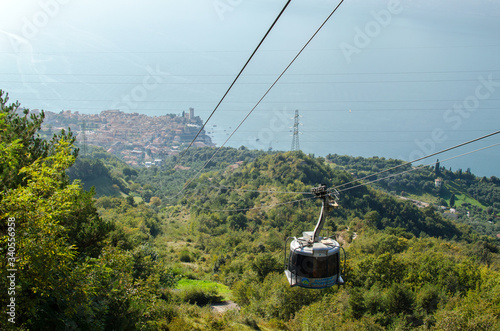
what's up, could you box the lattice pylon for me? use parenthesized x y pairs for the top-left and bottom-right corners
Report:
(291, 109), (300, 151)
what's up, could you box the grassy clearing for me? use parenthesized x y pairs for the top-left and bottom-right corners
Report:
(453, 193), (485, 208)
(445, 182), (486, 209)
(406, 192), (438, 205)
(176, 279), (232, 301)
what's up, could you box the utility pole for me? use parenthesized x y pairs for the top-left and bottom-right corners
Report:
(291, 109), (301, 151)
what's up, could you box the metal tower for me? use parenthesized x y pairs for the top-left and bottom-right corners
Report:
(291, 109), (301, 151)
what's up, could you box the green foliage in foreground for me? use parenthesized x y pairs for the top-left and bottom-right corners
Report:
(1, 90), (499, 330)
(0, 93), (176, 330)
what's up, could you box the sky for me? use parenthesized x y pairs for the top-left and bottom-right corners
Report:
(1, 0), (500, 176)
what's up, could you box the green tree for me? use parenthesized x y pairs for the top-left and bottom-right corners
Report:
(252, 253), (280, 281)
(228, 213), (248, 230)
(150, 196), (162, 207)
(0, 93), (113, 328)
(348, 288), (367, 318)
(126, 195), (136, 206)
(435, 159), (441, 176)
(142, 190), (153, 203)
(1, 138), (87, 327)
(386, 283), (415, 316)
(0, 90), (78, 192)
(449, 193), (456, 208)
(364, 210), (380, 228)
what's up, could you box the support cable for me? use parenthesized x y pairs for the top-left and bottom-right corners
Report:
(197, 142), (500, 213)
(196, 197), (315, 213)
(175, 0), (292, 165)
(172, 0), (346, 199)
(222, 187), (312, 195)
(174, 130), (500, 201)
(333, 130), (500, 191)
(337, 142), (500, 193)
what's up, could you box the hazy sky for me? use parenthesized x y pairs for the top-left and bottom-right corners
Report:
(1, 0), (500, 175)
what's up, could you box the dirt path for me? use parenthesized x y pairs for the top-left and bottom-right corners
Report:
(399, 196), (429, 208)
(211, 301), (240, 313)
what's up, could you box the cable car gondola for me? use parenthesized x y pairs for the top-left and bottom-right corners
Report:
(284, 184), (345, 289)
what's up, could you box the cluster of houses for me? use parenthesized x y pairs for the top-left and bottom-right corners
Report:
(42, 108), (213, 167)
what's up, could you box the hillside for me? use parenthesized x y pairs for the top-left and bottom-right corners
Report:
(66, 146), (136, 197)
(2, 92), (499, 330)
(69, 145), (269, 200)
(75, 148), (500, 329)
(74, 148), (500, 239)
(326, 154), (500, 238)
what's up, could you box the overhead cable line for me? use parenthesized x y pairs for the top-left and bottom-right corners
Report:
(3, 69), (500, 77)
(1, 43), (498, 55)
(196, 197), (315, 213)
(212, 140), (500, 198)
(198, 142), (500, 213)
(15, 98), (500, 104)
(218, 186), (312, 195)
(337, 142), (500, 194)
(174, 0), (292, 165)
(4, 78), (494, 85)
(333, 130), (500, 191)
(172, 0), (346, 198)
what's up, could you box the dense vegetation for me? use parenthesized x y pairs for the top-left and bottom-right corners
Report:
(327, 154), (500, 238)
(1, 91), (499, 330)
(1, 92), (176, 330)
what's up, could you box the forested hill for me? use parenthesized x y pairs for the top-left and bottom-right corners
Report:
(326, 153), (500, 238)
(326, 153), (500, 208)
(185, 151), (463, 240)
(70, 147), (500, 239)
(1, 90), (500, 330)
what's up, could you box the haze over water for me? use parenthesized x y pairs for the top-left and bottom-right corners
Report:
(1, 0), (499, 176)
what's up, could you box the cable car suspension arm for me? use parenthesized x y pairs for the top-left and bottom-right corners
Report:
(311, 184), (339, 243)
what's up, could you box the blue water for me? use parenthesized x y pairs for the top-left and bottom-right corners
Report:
(1, 0), (499, 176)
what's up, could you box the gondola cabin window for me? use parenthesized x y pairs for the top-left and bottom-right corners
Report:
(293, 252), (339, 279)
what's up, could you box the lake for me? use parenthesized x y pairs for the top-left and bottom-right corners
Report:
(1, 0), (499, 176)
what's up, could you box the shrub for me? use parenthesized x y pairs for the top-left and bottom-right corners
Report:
(179, 249), (193, 262)
(181, 288), (222, 306)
